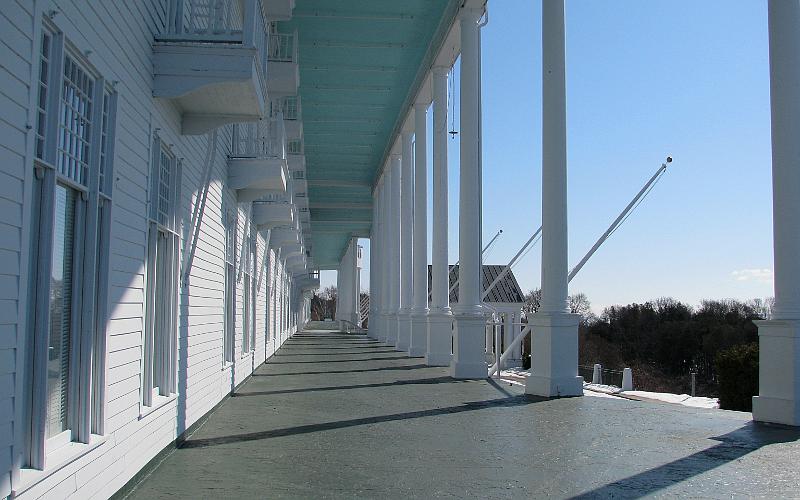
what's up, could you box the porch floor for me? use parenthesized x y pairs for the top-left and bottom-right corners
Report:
(121, 329), (800, 499)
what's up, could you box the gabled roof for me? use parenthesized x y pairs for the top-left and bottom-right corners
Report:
(426, 265), (526, 304)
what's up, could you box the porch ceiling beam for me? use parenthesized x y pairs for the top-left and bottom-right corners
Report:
(307, 180), (372, 188)
(304, 65), (402, 74)
(292, 11), (416, 21)
(310, 202), (373, 210)
(301, 40), (409, 50)
(307, 85), (392, 93)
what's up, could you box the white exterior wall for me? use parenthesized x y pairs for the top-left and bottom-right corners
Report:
(0, 1), (303, 498)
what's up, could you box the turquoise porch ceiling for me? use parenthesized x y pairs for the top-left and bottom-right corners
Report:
(282, 0), (457, 269)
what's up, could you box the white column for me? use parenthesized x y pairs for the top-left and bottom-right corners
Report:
(387, 154), (402, 345)
(379, 169), (392, 343)
(451, 7), (487, 379)
(427, 65), (454, 366)
(378, 175), (390, 342)
(753, 0), (800, 427)
(397, 129), (414, 351)
(526, 0), (583, 397)
(409, 102), (430, 357)
(352, 237), (361, 326)
(369, 179), (381, 338)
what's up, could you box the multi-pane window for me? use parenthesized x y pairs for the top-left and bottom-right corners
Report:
(223, 210), (237, 362)
(242, 225), (255, 354)
(28, 23), (117, 469)
(143, 138), (181, 407)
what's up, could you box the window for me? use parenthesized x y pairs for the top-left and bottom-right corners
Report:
(143, 137), (181, 407)
(28, 23), (117, 469)
(223, 210), (236, 363)
(241, 224), (255, 354)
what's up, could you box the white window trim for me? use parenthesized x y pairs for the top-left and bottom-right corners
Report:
(141, 133), (182, 413)
(25, 20), (117, 471)
(223, 208), (237, 366)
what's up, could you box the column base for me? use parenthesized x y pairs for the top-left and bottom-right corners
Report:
(752, 319), (800, 426)
(385, 313), (398, 346)
(450, 314), (487, 379)
(525, 375), (584, 397)
(396, 313), (411, 351)
(753, 396), (800, 426)
(525, 311), (584, 397)
(426, 313), (453, 367)
(409, 311), (429, 357)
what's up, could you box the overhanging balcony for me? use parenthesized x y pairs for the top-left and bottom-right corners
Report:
(271, 227), (300, 246)
(262, 0), (295, 21)
(280, 242), (304, 258)
(253, 200), (293, 229)
(270, 96), (303, 140)
(153, 0), (270, 134)
(266, 31), (300, 96)
(228, 119), (288, 202)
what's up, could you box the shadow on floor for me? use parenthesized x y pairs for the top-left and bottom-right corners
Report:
(273, 349), (401, 356)
(266, 355), (411, 365)
(232, 376), (465, 398)
(179, 395), (540, 449)
(571, 422), (800, 499)
(250, 363), (431, 377)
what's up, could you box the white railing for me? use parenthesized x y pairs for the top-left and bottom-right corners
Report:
(268, 30), (298, 62)
(270, 96), (300, 120)
(287, 139), (302, 155)
(162, 0), (268, 84)
(231, 113), (286, 159)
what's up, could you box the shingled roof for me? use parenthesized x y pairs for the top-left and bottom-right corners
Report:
(426, 265), (526, 304)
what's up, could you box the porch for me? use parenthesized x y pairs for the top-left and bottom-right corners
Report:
(120, 328), (800, 499)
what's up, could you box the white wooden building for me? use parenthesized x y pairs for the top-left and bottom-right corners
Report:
(0, 1), (318, 497)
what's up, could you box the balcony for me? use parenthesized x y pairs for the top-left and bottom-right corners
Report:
(253, 200), (293, 229)
(153, 0), (270, 134)
(228, 118), (288, 202)
(266, 31), (300, 96)
(271, 227), (300, 246)
(286, 254), (307, 271)
(262, 0), (295, 21)
(270, 96), (303, 140)
(280, 242), (304, 258)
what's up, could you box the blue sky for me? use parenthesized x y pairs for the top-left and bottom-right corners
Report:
(325, 0), (774, 314)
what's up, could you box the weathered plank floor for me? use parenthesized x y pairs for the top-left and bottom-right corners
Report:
(121, 329), (800, 499)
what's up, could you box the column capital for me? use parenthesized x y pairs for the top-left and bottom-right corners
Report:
(458, 6), (484, 23)
(432, 65), (450, 77)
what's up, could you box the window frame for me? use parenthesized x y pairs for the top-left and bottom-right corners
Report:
(223, 209), (237, 364)
(142, 134), (182, 410)
(26, 22), (117, 470)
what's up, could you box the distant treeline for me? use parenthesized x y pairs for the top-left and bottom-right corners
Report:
(525, 291), (768, 409)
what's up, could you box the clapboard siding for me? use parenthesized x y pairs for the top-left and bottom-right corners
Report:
(0, 0), (32, 495)
(1, 0), (307, 498)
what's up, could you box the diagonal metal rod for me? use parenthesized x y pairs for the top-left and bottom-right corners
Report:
(568, 159), (670, 281)
(489, 158), (673, 378)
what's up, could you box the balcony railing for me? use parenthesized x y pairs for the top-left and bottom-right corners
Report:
(162, 0), (268, 78)
(292, 170), (305, 180)
(287, 139), (303, 155)
(231, 113), (286, 159)
(270, 96), (299, 120)
(268, 31), (298, 62)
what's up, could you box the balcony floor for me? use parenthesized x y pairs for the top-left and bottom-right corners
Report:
(123, 328), (800, 499)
